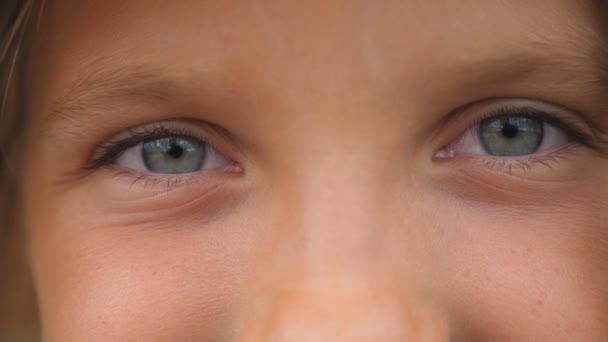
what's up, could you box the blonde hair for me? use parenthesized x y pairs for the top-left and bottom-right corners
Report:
(0, 0), (39, 340)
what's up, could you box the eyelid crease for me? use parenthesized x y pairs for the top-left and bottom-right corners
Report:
(104, 166), (227, 193)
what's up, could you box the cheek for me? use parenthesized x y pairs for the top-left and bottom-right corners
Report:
(426, 194), (608, 339)
(25, 181), (268, 340)
(24, 155), (608, 341)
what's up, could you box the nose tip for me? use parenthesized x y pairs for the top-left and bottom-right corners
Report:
(237, 285), (451, 341)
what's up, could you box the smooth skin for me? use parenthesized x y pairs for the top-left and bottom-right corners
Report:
(23, 1), (608, 340)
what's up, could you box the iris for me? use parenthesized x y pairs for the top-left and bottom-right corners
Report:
(142, 137), (206, 174)
(479, 116), (544, 156)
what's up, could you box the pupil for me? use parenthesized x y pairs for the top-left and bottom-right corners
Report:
(501, 123), (519, 138)
(167, 141), (184, 159)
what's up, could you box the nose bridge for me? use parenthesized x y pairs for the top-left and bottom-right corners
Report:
(266, 137), (408, 289)
(287, 152), (392, 273)
(235, 156), (450, 340)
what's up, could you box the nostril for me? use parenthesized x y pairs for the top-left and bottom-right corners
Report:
(236, 290), (451, 341)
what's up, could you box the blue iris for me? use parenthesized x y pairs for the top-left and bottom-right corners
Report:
(480, 116), (544, 156)
(142, 137), (206, 174)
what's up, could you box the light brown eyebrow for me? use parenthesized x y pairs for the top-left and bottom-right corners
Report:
(47, 64), (179, 122)
(40, 28), (608, 135)
(37, 59), (238, 139)
(452, 47), (608, 102)
(47, 52), (607, 110)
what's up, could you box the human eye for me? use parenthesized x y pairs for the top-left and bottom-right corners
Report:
(434, 99), (605, 176)
(87, 121), (241, 182)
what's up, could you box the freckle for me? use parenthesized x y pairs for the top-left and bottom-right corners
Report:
(527, 247), (533, 254)
(537, 299), (543, 306)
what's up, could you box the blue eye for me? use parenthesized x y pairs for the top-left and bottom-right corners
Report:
(436, 103), (575, 159)
(141, 137), (205, 174)
(116, 135), (231, 174)
(479, 116), (544, 157)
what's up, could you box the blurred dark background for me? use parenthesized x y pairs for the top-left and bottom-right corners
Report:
(1, 0), (40, 340)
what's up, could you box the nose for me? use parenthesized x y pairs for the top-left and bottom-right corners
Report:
(235, 166), (451, 341)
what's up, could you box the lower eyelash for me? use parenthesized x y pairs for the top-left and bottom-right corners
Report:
(478, 143), (579, 176)
(108, 166), (211, 192)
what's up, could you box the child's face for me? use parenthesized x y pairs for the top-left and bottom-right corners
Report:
(22, 1), (608, 340)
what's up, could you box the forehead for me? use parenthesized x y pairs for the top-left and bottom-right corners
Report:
(37, 1), (602, 35)
(34, 1), (601, 57)
(29, 1), (602, 80)
(32, 1), (601, 54)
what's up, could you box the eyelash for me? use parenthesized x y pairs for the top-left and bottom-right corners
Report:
(437, 105), (608, 174)
(86, 124), (214, 171)
(467, 106), (599, 150)
(87, 106), (608, 178)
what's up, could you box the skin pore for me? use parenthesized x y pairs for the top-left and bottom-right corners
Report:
(22, 1), (608, 340)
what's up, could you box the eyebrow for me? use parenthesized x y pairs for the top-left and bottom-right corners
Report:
(47, 64), (183, 121)
(449, 46), (608, 103)
(40, 60), (240, 138)
(42, 35), (608, 132)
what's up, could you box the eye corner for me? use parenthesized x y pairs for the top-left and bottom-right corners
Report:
(433, 145), (457, 160)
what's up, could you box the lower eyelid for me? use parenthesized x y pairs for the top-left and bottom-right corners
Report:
(103, 166), (239, 193)
(434, 143), (585, 181)
(94, 170), (242, 221)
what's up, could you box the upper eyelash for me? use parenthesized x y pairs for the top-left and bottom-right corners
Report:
(466, 106), (604, 151)
(86, 123), (210, 171)
(87, 105), (608, 172)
